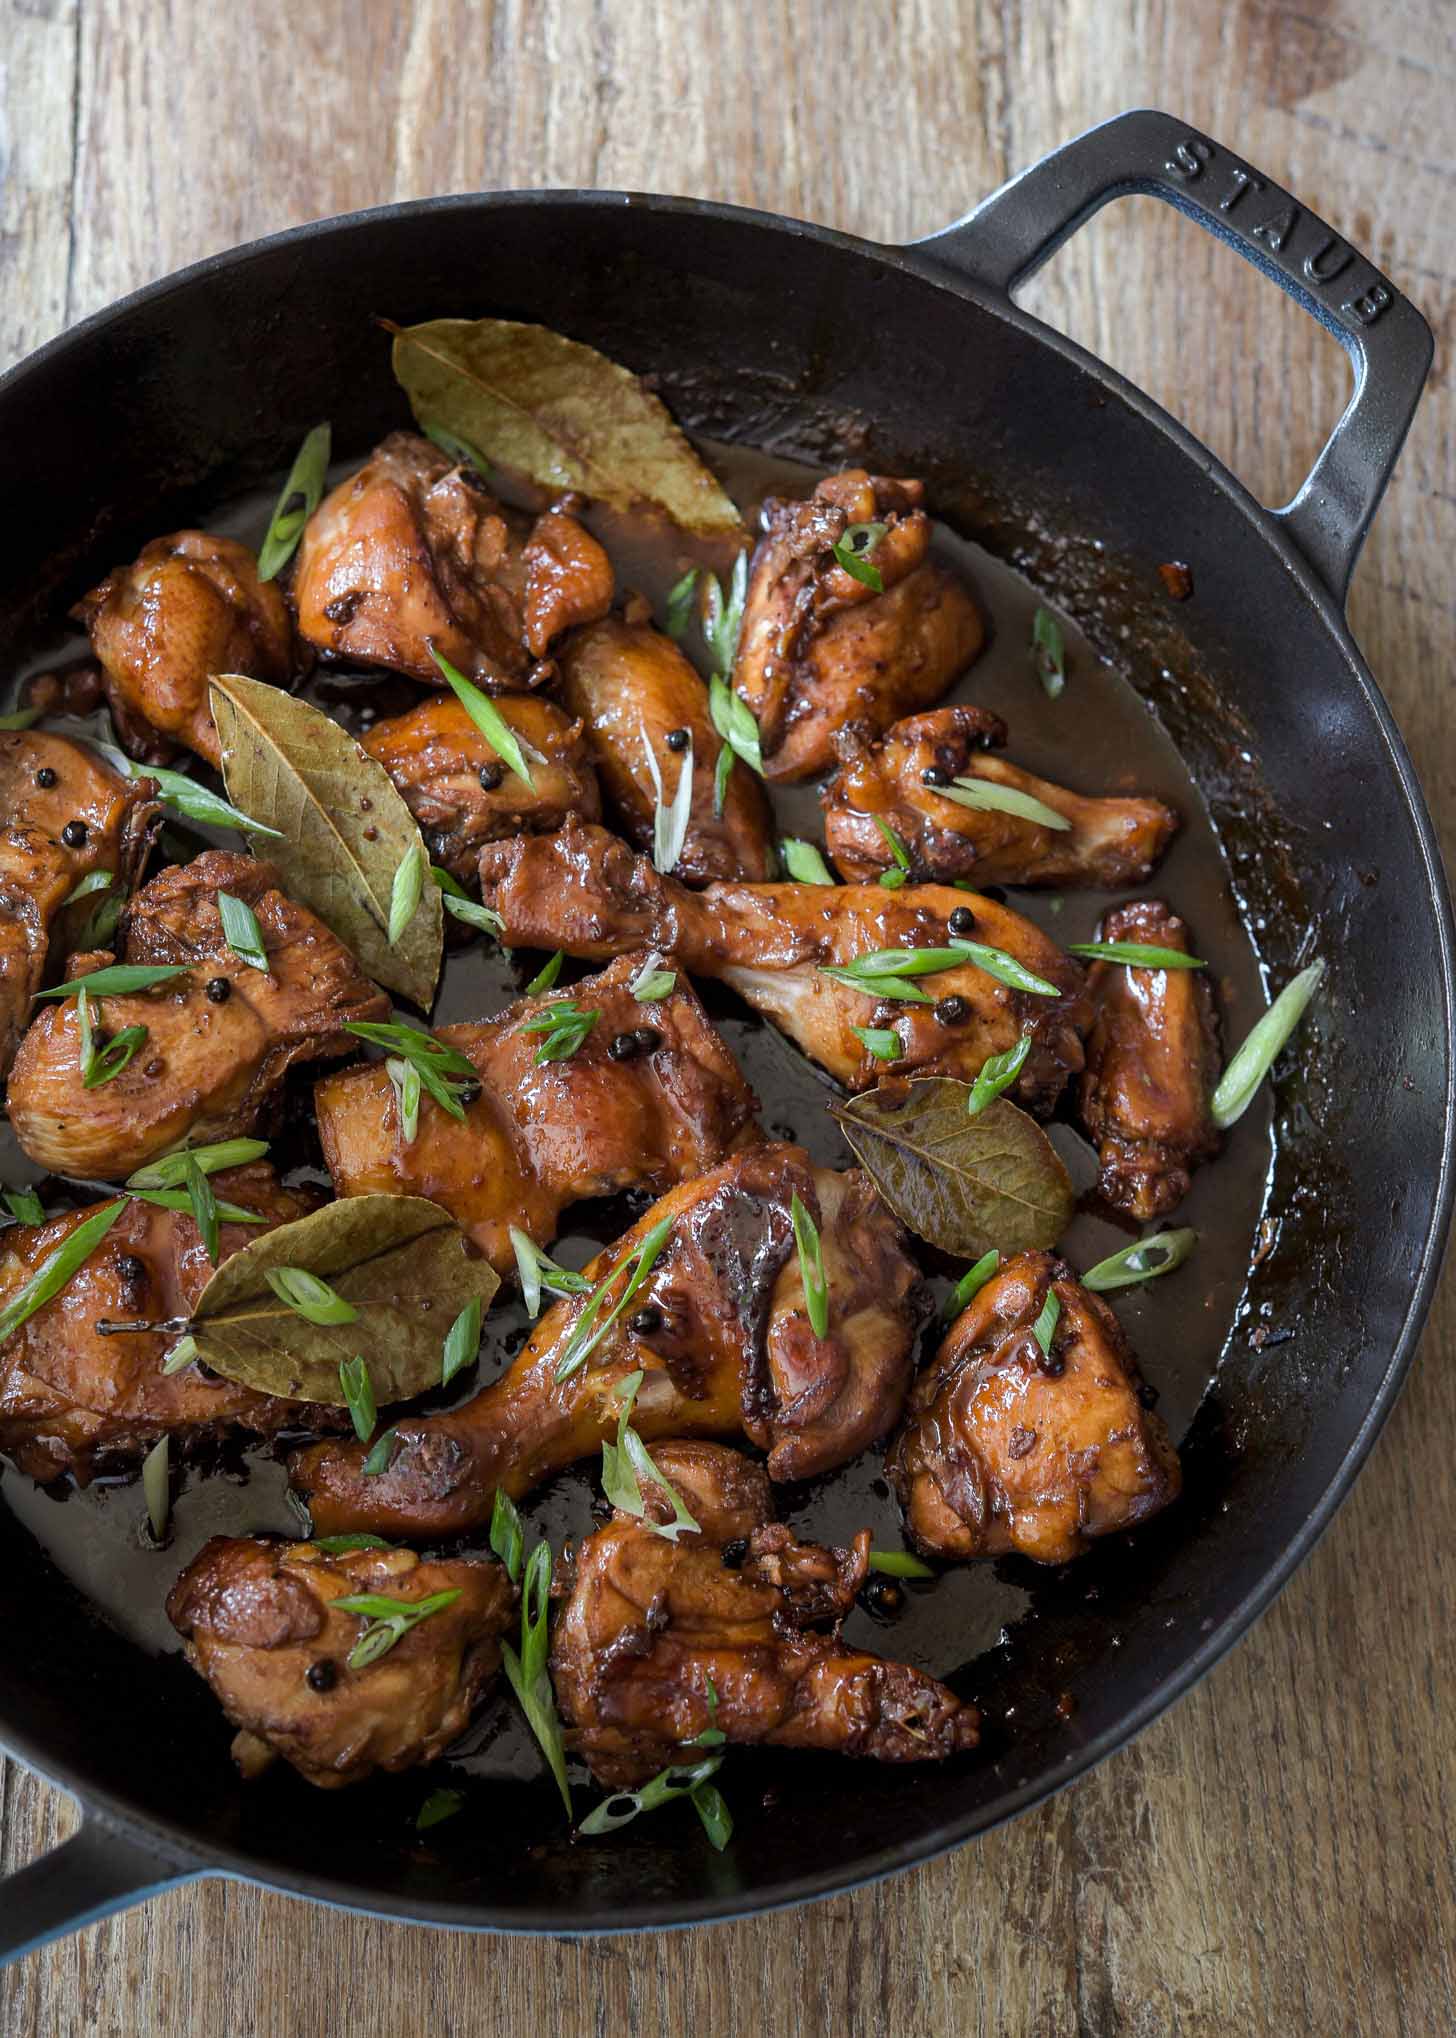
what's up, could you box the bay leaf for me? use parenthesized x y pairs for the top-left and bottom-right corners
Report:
(188, 1194), (498, 1405)
(830, 1082), (1074, 1259)
(389, 317), (745, 540)
(211, 675), (442, 1006)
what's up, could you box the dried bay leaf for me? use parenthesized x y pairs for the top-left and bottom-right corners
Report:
(389, 317), (745, 541)
(830, 1081), (1074, 1259)
(188, 1195), (498, 1404)
(211, 675), (442, 1006)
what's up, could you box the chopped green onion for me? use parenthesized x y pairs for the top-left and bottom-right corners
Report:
(345, 1020), (479, 1122)
(417, 1787), (465, 1833)
(76, 985), (149, 1090)
(1032, 607), (1066, 698)
(526, 950), (564, 996)
(966, 1035), (1032, 1115)
(127, 1139), (269, 1191)
(442, 1296), (482, 1386)
(832, 521), (887, 594)
(334, 1587), (462, 1670)
(1210, 961), (1324, 1130)
(555, 1214), (676, 1383)
(703, 551), (749, 675)
(361, 1426), (399, 1477)
(826, 944), (970, 981)
(1082, 1228), (1198, 1292)
(690, 1783), (734, 1851)
(63, 869), (115, 906)
(692, 1679), (725, 1748)
(0, 1201), (128, 1343)
(823, 940), (1059, 999)
(579, 1755), (724, 1840)
(339, 1355), (377, 1442)
(599, 1369), (701, 1542)
(422, 420), (490, 475)
(501, 1540), (572, 1814)
(789, 1190), (829, 1339)
(1032, 1289), (1061, 1358)
(38, 964), (188, 1001)
(867, 1548), (935, 1579)
(509, 1226), (593, 1318)
(665, 567), (701, 641)
(850, 1024), (902, 1062)
(873, 816), (912, 888)
(265, 1267), (358, 1327)
(935, 777), (1072, 832)
(97, 743), (283, 838)
(640, 723), (694, 876)
(161, 1335), (198, 1375)
(708, 673), (763, 775)
(489, 1488), (525, 1583)
(313, 1532), (394, 1554)
(3, 1187), (45, 1226)
(1066, 941), (1206, 969)
(942, 1248), (1001, 1322)
(431, 865), (470, 898)
(142, 1435), (171, 1542)
(780, 838), (835, 885)
(427, 646), (535, 789)
(0, 706), (43, 731)
(439, 889), (504, 938)
(387, 838), (427, 947)
(182, 1155), (220, 1264)
(386, 1056), (422, 1144)
(821, 967), (933, 1004)
(258, 423), (331, 581)
(629, 954), (677, 1002)
(214, 891), (269, 974)
(950, 939), (1061, 998)
(517, 999), (599, 1065)
(128, 1189), (265, 1227)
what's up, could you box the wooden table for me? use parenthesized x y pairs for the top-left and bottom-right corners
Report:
(3, 3), (1453, 2031)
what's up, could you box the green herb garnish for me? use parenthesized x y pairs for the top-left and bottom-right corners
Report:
(942, 1248), (1000, 1322)
(966, 1035), (1032, 1116)
(873, 816), (912, 888)
(708, 673), (763, 789)
(866, 1548), (935, 1579)
(1066, 941), (1206, 969)
(1082, 1228), (1197, 1292)
(578, 1756), (729, 1849)
(517, 999), (599, 1065)
(442, 1297), (482, 1387)
(63, 869), (115, 906)
(555, 1214), (676, 1383)
(258, 422), (331, 581)
(0, 706), (43, 731)
(38, 963), (188, 1001)
(128, 1188), (268, 1227)
(345, 1020), (479, 1122)
(703, 551), (749, 675)
(423, 420), (490, 475)
(76, 985), (149, 1090)
(334, 1587), (462, 1670)
(525, 950), (564, 996)
(439, 890), (504, 938)
(97, 745), (283, 838)
(501, 1540), (572, 1814)
(217, 890), (270, 973)
(692, 1679), (725, 1748)
(665, 567), (700, 641)
(789, 1190), (829, 1339)
(338, 1355), (377, 1442)
(832, 520), (887, 593)
(1210, 961), (1324, 1130)
(0, 1201), (126, 1342)
(509, 1226), (593, 1318)
(1032, 1289), (1061, 1358)
(265, 1267), (358, 1327)
(599, 1369), (701, 1542)
(3, 1187), (45, 1226)
(417, 1787), (465, 1832)
(182, 1154), (220, 1264)
(161, 1336), (198, 1375)
(489, 1488), (525, 1583)
(313, 1532), (394, 1554)
(386, 1056), (422, 1143)
(1031, 607), (1066, 698)
(642, 725), (694, 876)
(361, 1426), (399, 1477)
(388, 838), (427, 947)
(629, 955), (677, 1002)
(428, 646), (535, 789)
(935, 778), (1072, 832)
(780, 838), (835, 885)
(127, 1139), (269, 1191)
(822, 941), (1060, 1001)
(850, 1024), (902, 1062)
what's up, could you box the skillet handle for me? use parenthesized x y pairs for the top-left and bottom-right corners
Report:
(0, 1812), (202, 1966)
(910, 107), (1433, 605)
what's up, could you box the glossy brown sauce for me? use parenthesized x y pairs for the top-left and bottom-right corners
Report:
(0, 437), (1272, 1781)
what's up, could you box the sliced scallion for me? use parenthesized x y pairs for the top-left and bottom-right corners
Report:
(1210, 961), (1324, 1130)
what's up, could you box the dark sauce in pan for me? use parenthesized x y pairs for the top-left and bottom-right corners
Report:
(0, 438), (1271, 1792)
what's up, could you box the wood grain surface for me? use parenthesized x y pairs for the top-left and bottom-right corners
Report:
(2, 2), (1454, 2032)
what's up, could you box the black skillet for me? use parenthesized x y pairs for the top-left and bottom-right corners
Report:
(0, 109), (1450, 1954)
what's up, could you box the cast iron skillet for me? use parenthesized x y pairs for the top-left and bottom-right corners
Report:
(0, 109), (1450, 1955)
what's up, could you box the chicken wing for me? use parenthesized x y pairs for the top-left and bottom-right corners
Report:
(888, 1250), (1181, 1565)
(559, 611), (773, 882)
(167, 1536), (515, 1788)
(290, 1144), (922, 1538)
(553, 1446), (978, 1789)
(292, 435), (613, 686)
(0, 1166), (346, 1484)
(7, 850), (388, 1180)
(477, 820), (1089, 1104)
(0, 731), (161, 1077)
(359, 693), (600, 886)
(822, 708), (1180, 888)
(732, 471), (984, 782)
(70, 532), (292, 766)
(1078, 902), (1220, 1219)
(315, 952), (760, 1266)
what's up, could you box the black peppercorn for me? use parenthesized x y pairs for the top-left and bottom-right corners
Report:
(35, 767), (57, 789)
(305, 1659), (338, 1693)
(608, 1031), (641, 1061)
(1038, 1349), (1066, 1378)
(117, 1254), (147, 1285)
(948, 905), (976, 936)
(457, 1081), (482, 1107)
(61, 819), (88, 848)
(1137, 1381), (1160, 1409)
(632, 1026), (660, 1054)
(921, 765), (952, 787)
(934, 995), (970, 1025)
(721, 1538), (748, 1569)
(630, 1305), (663, 1336)
(665, 727), (690, 752)
(205, 977), (231, 1004)
(863, 1576), (904, 1615)
(478, 761), (504, 791)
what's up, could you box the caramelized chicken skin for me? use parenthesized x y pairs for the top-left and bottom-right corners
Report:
(0, 732), (160, 1078)
(167, 1537), (515, 1788)
(477, 820), (1089, 1103)
(559, 611), (774, 883)
(7, 850), (388, 1180)
(0, 1167), (345, 1484)
(291, 1145), (922, 1538)
(888, 1250), (1181, 1565)
(315, 952), (760, 1267)
(293, 435), (612, 685)
(823, 708), (1181, 889)
(359, 693), (600, 885)
(1078, 902), (1220, 1220)
(553, 1444), (978, 1788)
(733, 471), (984, 782)
(71, 532), (292, 766)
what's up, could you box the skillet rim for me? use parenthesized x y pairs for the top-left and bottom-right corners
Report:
(0, 185), (1451, 1934)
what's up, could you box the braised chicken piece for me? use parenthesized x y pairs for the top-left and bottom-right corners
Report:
(822, 707), (1181, 889)
(291, 1144), (922, 1539)
(732, 471), (984, 782)
(167, 1536), (515, 1789)
(888, 1250), (1181, 1565)
(559, 611), (774, 883)
(315, 952), (759, 1267)
(477, 820), (1089, 1104)
(292, 434), (613, 686)
(0, 1167), (346, 1484)
(7, 850), (388, 1180)
(0, 732), (161, 1078)
(359, 693), (600, 886)
(1078, 902), (1220, 1220)
(553, 1442), (978, 1788)
(66, 532), (293, 766)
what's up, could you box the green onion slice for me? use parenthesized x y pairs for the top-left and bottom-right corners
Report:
(96, 744), (283, 838)
(0, 1200), (127, 1343)
(38, 964), (188, 1001)
(439, 889), (503, 939)
(599, 1369), (701, 1542)
(950, 938), (1061, 997)
(665, 567), (701, 641)
(63, 869), (115, 906)
(3, 1187), (45, 1226)
(517, 999), (599, 1065)
(641, 723), (694, 876)
(789, 1190), (829, 1339)
(386, 1056), (422, 1144)
(258, 423), (331, 582)
(555, 1214), (676, 1383)
(1210, 961), (1324, 1130)
(850, 1024), (902, 1062)
(941, 1248), (1001, 1322)
(265, 1266), (358, 1326)
(427, 646), (535, 789)
(1032, 607), (1066, 698)
(217, 890), (270, 973)
(1032, 1289), (1061, 1358)
(345, 1020), (478, 1122)
(935, 777), (1072, 832)
(832, 521), (887, 594)
(780, 838), (835, 886)
(312, 1532), (394, 1554)
(388, 839), (427, 947)
(361, 1427), (399, 1477)
(129, 1189), (264, 1227)
(335, 1587), (461, 1670)
(708, 672), (763, 775)
(422, 420), (490, 475)
(867, 1548), (935, 1579)
(509, 1227), (593, 1318)
(526, 950), (564, 996)
(489, 1488), (525, 1583)
(339, 1355), (377, 1442)
(692, 1678), (725, 1747)
(966, 1035), (1032, 1115)
(500, 1540), (572, 1813)
(442, 1296), (482, 1387)
(629, 954), (677, 1002)
(417, 1787), (465, 1833)
(703, 551), (749, 675)
(578, 1755), (725, 1841)
(1081, 1228), (1198, 1292)
(127, 1139), (268, 1191)
(1066, 941), (1206, 969)
(0, 706), (43, 731)
(873, 815), (913, 886)
(77, 986), (149, 1091)
(161, 1335), (199, 1375)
